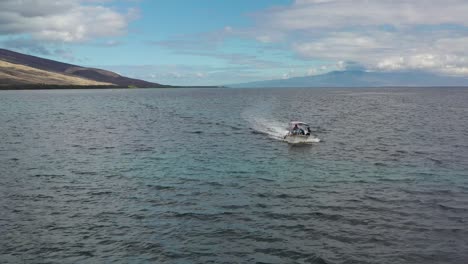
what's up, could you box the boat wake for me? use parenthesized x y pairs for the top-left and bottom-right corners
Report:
(243, 113), (320, 143)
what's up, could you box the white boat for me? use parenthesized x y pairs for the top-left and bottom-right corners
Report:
(283, 121), (314, 144)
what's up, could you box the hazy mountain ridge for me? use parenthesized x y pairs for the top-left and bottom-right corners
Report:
(0, 49), (170, 88)
(229, 70), (468, 88)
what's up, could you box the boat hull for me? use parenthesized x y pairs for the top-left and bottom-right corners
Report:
(284, 135), (312, 144)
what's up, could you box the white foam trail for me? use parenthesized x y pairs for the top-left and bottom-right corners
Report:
(243, 112), (320, 143)
(249, 117), (289, 140)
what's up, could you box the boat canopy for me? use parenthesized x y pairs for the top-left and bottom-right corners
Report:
(288, 121), (310, 129)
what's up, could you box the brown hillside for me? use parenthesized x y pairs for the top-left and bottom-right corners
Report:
(0, 48), (170, 88)
(0, 60), (112, 86)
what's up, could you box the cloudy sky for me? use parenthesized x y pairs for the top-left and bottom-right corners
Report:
(1, 0), (468, 85)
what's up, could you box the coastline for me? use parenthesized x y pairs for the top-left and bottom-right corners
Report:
(0, 84), (224, 90)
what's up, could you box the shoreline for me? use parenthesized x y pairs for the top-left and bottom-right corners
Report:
(0, 84), (225, 90)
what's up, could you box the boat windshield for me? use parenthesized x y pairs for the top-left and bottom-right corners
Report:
(289, 122), (309, 130)
(288, 121), (311, 136)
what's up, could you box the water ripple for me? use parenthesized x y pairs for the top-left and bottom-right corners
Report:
(1, 88), (467, 263)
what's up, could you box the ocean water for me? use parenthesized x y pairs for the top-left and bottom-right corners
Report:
(1, 87), (467, 264)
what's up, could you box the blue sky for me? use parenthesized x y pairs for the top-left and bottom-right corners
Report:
(1, 0), (468, 85)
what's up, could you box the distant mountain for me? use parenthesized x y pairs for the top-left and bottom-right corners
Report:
(229, 70), (468, 88)
(0, 48), (171, 88)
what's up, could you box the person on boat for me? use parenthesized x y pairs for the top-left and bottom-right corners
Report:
(306, 127), (311, 136)
(292, 124), (299, 135)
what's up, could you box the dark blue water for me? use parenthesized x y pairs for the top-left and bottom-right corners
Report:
(1, 87), (468, 263)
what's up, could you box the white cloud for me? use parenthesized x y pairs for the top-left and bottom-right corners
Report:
(376, 54), (468, 75)
(435, 37), (468, 54)
(0, 0), (136, 42)
(195, 72), (207, 78)
(100, 64), (282, 86)
(148, 0), (468, 78)
(307, 68), (318, 76)
(257, 0), (468, 30)
(377, 57), (405, 71)
(241, 1), (468, 76)
(292, 32), (386, 61)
